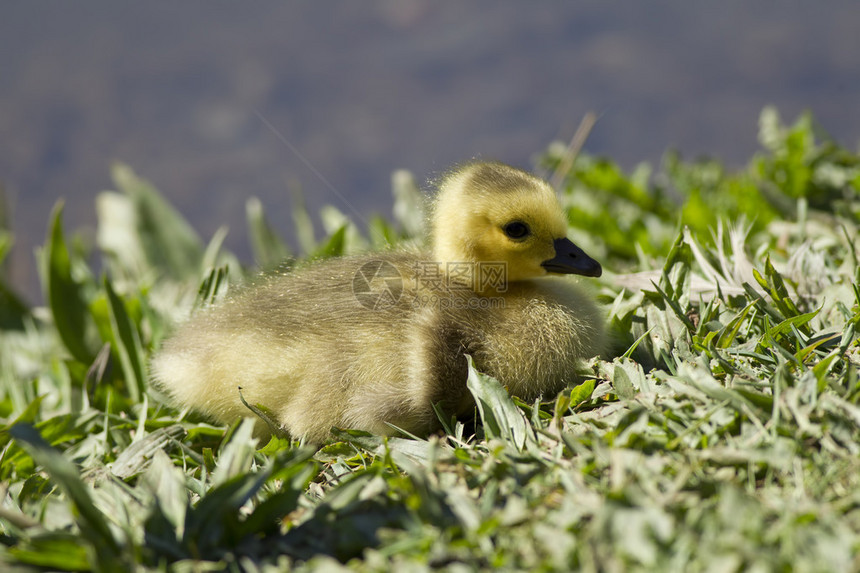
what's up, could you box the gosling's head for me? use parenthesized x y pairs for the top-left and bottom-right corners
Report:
(431, 161), (601, 284)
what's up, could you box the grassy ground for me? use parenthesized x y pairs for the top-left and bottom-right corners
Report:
(1, 107), (859, 572)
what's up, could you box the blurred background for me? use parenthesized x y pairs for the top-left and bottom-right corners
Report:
(2, 1), (859, 301)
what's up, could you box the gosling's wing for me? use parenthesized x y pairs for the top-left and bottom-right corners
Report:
(150, 251), (427, 435)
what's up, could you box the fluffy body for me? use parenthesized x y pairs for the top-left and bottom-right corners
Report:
(152, 162), (605, 442)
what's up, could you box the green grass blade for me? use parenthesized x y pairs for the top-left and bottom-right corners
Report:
(0, 276), (29, 330)
(291, 185), (316, 255)
(246, 196), (291, 267)
(312, 224), (347, 260)
(201, 225), (230, 272)
(111, 163), (204, 280)
(103, 275), (146, 403)
(194, 265), (230, 310)
(465, 355), (535, 450)
(7, 533), (91, 571)
(9, 424), (124, 568)
(368, 215), (399, 249)
(42, 202), (96, 365)
(391, 169), (426, 238)
(568, 379), (596, 409)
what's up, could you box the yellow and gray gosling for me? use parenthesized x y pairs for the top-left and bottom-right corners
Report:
(152, 161), (605, 442)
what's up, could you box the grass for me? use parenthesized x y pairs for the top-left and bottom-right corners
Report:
(1, 106), (859, 571)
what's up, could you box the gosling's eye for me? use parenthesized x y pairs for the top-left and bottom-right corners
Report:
(503, 221), (531, 239)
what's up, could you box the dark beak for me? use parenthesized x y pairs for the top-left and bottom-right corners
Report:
(541, 238), (602, 277)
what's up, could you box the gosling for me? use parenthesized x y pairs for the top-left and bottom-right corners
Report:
(152, 161), (605, 442)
